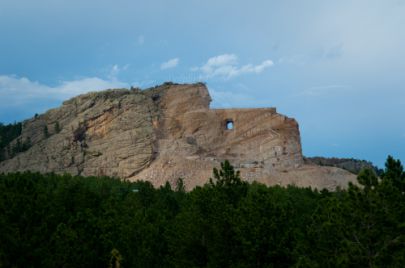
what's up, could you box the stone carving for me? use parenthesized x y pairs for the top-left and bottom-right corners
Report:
(0, 82), (356, 190)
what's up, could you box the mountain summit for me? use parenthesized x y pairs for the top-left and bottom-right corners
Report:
(0, 82), (355, 190)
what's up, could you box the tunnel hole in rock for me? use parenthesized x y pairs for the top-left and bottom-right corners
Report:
(226, 119), (234, 130)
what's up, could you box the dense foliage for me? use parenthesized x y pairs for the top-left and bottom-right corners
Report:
(0, 123), (22, 149)
(304, 156), (382, 175)
(0, 122), (31, 162)
(0, 157), (404, 267)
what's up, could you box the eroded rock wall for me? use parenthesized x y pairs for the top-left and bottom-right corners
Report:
(0, 88), (156, 178)
(0, 83), (356, 190)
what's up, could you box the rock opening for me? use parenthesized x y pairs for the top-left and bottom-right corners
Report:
(226, 120), (234, 130)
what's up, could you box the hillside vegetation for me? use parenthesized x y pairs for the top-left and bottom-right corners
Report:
(304, 156), (382, 175)
(0, 122), (31, 161)
(0, 156), (404, 267)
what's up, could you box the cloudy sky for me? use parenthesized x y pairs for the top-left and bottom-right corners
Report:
(1, 0), (404, 167)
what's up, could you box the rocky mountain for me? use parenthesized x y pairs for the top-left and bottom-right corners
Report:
(304, 156), (382, 175)
(0, 82), (356, 190)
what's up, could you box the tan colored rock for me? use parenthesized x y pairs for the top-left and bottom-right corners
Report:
(0, 83), (356, 190)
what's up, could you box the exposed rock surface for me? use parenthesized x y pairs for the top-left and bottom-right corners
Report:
(0, 83), (356, 190)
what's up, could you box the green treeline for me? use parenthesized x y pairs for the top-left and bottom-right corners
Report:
(0, 157), (404, 267)
(0, 123), (22, 149)
(0, 122), (31, 162)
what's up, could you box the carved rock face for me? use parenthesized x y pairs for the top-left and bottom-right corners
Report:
(0, 83), (356, 190)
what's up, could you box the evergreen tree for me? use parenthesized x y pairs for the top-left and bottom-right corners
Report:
(0, 157), (404, 267)
(43, 125), (49, 138)
(382, 155), (405, 191)
(54, 121), (61, 133)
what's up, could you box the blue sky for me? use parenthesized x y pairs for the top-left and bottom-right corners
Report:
(1, 0), (404, 167)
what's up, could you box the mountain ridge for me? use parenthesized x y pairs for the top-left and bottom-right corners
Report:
(0, 82), (356, 190)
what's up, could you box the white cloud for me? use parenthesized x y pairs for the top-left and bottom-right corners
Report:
(195, 54), (274, 79)
(209, 88), (269, 108)
(0, 75), (129, 108)
(57, 77), (128, 97)
(200, 54), (238, 74)
(108, 64), (129, 80)
(109, 65), (120, 79)
(160, 58), (179, 70)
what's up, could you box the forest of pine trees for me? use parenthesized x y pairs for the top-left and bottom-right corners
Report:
(0, 122), (31, 162)
(0, 156), (404, 267)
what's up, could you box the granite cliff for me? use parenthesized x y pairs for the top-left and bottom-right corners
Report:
(0, 83), (356, 190)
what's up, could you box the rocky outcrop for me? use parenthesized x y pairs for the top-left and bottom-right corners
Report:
(304, 156), (382, 175)
(0, 82), (356, 190)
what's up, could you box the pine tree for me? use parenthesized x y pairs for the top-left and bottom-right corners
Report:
(43, 125), (49, 138)
(54, 121), (61, 133)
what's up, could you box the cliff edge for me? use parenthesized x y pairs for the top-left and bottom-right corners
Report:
(0, 83), (356, 190)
